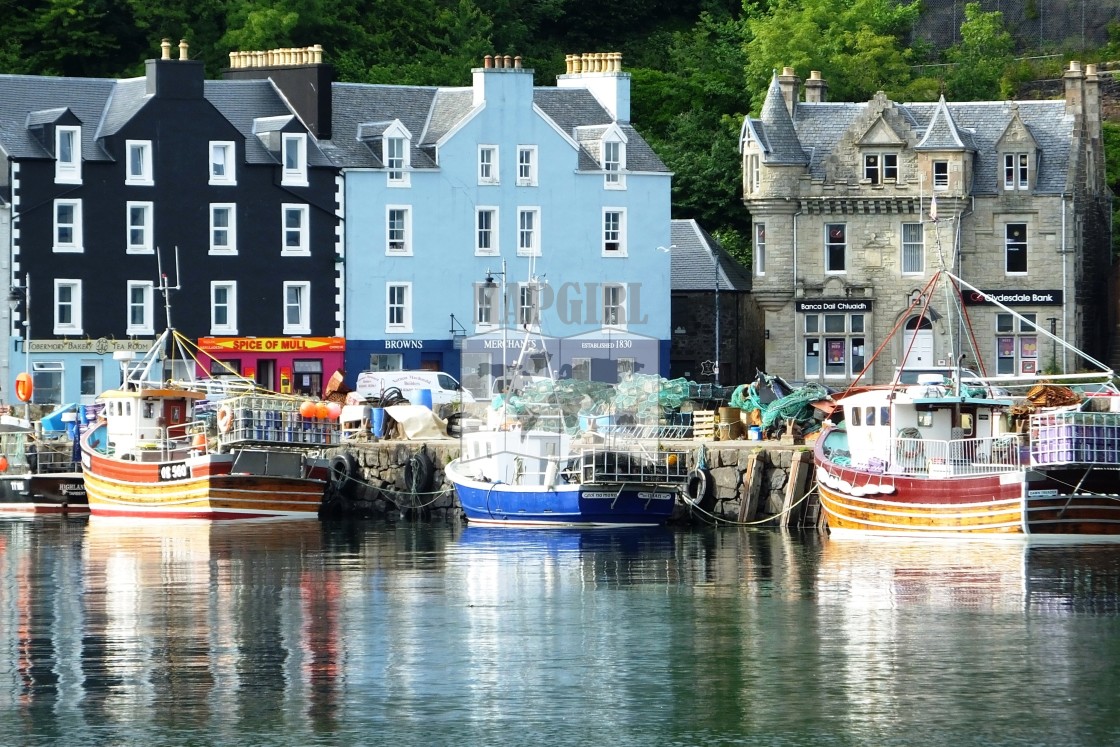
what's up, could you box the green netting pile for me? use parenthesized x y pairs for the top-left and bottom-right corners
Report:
(490, 374), (693, 433)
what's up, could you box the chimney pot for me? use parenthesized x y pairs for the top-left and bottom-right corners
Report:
(514, 55), (522, 69)
(1069, 60), (1081, 72)
(178, 39), (189, 60)
(484, 54), (492, 69)
(161, 38), (172, 60)
(504, 54), (512, 68)
(782, 66), (795, 76)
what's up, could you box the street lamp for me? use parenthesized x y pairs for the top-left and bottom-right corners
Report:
(483, 261), (508, 394)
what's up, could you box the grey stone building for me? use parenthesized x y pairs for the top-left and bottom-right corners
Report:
(668, 219), (760, 387)
(741, 63), (1110, 386)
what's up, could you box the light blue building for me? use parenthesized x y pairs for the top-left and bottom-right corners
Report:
(334, 53), (673, 397)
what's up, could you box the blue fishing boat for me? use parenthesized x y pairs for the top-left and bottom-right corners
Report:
(446, 429), (688, 527)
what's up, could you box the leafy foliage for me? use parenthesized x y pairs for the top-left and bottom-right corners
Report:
(944, 3), (1015, 101)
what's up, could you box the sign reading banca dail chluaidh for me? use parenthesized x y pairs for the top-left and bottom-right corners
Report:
(794, 299), (873, 313)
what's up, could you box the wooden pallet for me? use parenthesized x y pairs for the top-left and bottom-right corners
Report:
(693, 410), (716, 440)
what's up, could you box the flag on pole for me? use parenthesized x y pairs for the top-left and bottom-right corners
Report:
(929, 194), (938, 221)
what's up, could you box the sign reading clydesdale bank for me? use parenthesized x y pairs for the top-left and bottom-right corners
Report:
(795, 299), (874, 313)
(962, 289), (1064, 306)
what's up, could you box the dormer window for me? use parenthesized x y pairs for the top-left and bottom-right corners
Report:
(747, 154), (761, 194)
(126, 140), (153, 185)
(933, 160), (949, 190)
(282, 133), (308, 187)
(863, 152), (898, 184)
(603, 139), (626, 189)
(1004, 153), (1029, 190)
(55, 126), (81, 184)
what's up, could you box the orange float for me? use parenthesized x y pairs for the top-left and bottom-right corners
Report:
(14, 372), (32, 403)
(299, 400), (316, 418)
(0, 456), (8, 472)
(315, 401), (330, 420)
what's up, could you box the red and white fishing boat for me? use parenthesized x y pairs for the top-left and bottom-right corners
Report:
(80, 329), (335, 520)
(79, 258), (334, 520)
(815, 270), (1120, 539)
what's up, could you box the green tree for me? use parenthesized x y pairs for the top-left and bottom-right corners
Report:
(743, 0), (919, 111)
(944, 2), (1014, 101)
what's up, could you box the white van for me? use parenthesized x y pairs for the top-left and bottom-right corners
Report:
(354, 370), (475, 407)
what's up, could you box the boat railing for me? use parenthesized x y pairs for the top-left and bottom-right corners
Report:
(890, 433), (1026, 477)
(217, 395), (341, 447)
(577, 445), (690, 485)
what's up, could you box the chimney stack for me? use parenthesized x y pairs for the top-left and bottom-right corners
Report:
(778, 66), (800, 117)
(804, 70), (827, 103)
(556, 52), (630, 122)
(222, 45), (334, 139)
(1064, 60), (1085, 116)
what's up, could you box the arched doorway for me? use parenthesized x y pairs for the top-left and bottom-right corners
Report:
(901, 316), (934, 368)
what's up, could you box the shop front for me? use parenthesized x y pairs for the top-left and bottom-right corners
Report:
(198, 337), (346, 398)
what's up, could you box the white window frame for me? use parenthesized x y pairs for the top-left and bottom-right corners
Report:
(283, 281), (311, 334)
(53, 199), (83, 253)
(369, 353), (404, 372)
(282, 133), (308, 187)
(281, 204), (310, 256)
(1003, 152), (1029, 191)
(602, 283), (627, 330)
(863, 152), (899, 184)
(126, 280), (154, 335)
(602, 208), (626, 256)
(1005, 222), (1028, 275)
(209, 204), (237, 254)
(476, 207), (498, 256)
(517, 145), (537, 186)
(55, 125), (81, 184)
(126, 201), (153, 254)
(933, 160), (949, 190)
(209, 141), (236, 185)
(825, 223), (846, 274)
(901, 222), (924, 275)
(517, 207), (541, 257)
(386, 205), (412, 255)
(385, 135), (410, 186)
(474, 283), (496, 329)
(125, 140), (154, 186)
(754, 223), (766, 276)
(603, 138), (626, 189)
(210, 282), (237, 335)
(517, 283), (541, 328)
(386, 282), (413, 333)
(478, 145), (499, 185)
(747, 153), (761, 194)
(53, 279), (82, 335)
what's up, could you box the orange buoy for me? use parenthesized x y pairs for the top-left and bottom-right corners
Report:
(191, 432), (208, 453)
(0, 456), (8, 472)
(14, 372), (32, 403)
(315, 401), (330, 420)
(299, 400), (316, 418)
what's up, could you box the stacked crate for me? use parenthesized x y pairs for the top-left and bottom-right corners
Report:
(693, 410), (716, 440)
(1030, 411), (1120, 466)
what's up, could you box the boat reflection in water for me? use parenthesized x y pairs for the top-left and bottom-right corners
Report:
(79, 517), (343, 738)
(817, 536), (1120, 614)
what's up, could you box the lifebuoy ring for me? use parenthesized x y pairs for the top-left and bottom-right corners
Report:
(684, 468), (715, 511)
(329, 452), (359, 491)
(896, 427), (923, 460)
(217, 405), (233, 434)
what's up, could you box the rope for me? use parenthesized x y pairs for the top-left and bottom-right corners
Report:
(682, 484), (818, 527)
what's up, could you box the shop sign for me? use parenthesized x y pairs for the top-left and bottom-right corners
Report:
(795, 299), (873, 313)
(962, 289), (1063, 306)
(198, 337), (346, 352)
(28, 338), (153, 354)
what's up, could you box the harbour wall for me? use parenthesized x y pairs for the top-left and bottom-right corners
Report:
(320, 440), (818, 527)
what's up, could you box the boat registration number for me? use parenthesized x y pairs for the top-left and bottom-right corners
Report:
(158, 462), (190, 481)
(11, 480), (25, 492)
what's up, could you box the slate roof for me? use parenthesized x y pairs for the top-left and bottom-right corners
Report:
(0, 74), (118, 161)
(754, 76), (809, 166)
(206, 79), (334, 167)
(745, 84), (1074, 195)
(669, 219), (751, 293)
